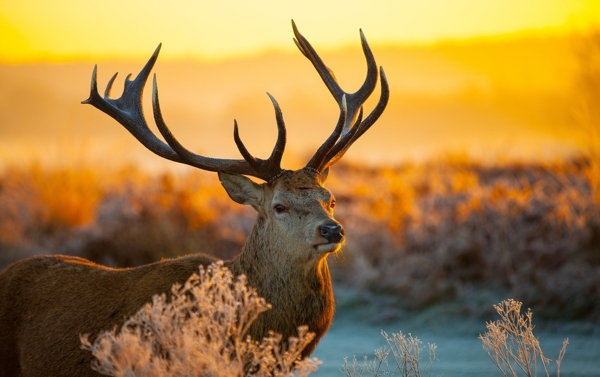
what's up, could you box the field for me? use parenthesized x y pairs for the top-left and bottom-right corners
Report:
(1, 156), (599, 375)
(1, 156), (598, 322)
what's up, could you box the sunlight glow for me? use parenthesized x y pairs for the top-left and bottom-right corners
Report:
(1, 0), (598, 62)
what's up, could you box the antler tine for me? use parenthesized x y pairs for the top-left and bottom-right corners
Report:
(233, 120), (261, 171)
(82, 44), (181, 163)
(294, 20), (387, 172)
(230, 93), (287, 175)
(292, 21), (344, 102)
(306, 95), (347, 171)
(83, 44), (287, 182)
(323, 67), (390, 168)
(292, 20), (378, 129)
(265, 93), (287, 170)
(152, 78), (287, 181)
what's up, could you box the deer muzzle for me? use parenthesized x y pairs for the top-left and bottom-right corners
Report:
(319, 224), (344, 244)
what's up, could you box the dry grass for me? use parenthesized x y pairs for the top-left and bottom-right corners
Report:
(479, 299), (569, 377)
(81, 262), (320, 377)
(76, 266), (567, 377)
(1, 156), (599, 320)
(340, 331), (437, 377)
(339, 299), (568, 377)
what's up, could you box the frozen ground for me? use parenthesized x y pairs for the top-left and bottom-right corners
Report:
(313, 304), (600, 377)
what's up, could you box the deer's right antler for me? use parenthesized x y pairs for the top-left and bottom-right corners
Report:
(82, 44), (287, 182)
(294, 21), (389, 172)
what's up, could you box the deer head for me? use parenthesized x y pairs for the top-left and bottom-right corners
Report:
(81, 20), (388, 264)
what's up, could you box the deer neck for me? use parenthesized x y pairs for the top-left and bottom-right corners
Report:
(227, 217), (334, 355)
(228, 217), (333, 299)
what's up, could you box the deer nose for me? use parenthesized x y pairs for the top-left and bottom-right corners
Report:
(320, 224), (344, 243)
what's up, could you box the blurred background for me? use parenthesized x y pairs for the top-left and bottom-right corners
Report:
(1, 0), (598, 169)
(1, 1), (600, 374)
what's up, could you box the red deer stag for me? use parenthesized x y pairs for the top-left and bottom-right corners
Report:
(0, 21), (388, 376)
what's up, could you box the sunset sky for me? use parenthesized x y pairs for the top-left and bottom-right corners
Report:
(1, 0), (598, 63)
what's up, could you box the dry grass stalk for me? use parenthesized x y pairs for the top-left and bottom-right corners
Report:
(340, 331), (437, 377)
(80, 262), (320, 377)
(479, 299), (568, 377)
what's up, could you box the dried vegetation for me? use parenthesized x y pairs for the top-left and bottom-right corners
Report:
(479, 299), (568, 377)
(1, 155), (599, 320)
(340, 330), (437, 377)
(81, 262), (319, 377)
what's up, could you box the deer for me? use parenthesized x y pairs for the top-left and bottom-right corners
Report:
(0, 21), (388, 377)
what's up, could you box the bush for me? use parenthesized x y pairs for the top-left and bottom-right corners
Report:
(81, 262), (320, 377)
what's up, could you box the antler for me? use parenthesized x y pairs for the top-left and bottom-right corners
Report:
(294, 20), (389, 172)
(82, 22), (388, 180)
(82, 44), (286, 182)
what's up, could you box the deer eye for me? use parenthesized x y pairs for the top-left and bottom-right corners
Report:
(330, 200), (336, 209)
(273, 204), (288, 214)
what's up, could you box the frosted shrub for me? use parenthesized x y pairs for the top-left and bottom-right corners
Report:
(80, 262), (320, 377)
(340, 331), (437, 377)
(479, 299), (568, 377)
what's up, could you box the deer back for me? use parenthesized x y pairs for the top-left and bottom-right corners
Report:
(0, 254), (216, 376)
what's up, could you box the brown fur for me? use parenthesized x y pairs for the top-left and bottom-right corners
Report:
(0, 168), (342, 377)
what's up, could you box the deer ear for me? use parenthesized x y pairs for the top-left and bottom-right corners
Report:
(218, 171), (263, 207)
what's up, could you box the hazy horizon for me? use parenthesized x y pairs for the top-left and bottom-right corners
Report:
(0, 32), (593, 172)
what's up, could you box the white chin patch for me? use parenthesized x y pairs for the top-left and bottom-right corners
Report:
(316, 243), (341, 253)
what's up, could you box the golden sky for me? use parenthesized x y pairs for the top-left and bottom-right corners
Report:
(1, 0), (598, 63)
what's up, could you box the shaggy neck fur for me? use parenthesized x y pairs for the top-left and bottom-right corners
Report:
(228, 215), (334, 357)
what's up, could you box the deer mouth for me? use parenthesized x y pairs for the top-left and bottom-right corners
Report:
(314, 241), (344, 254)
